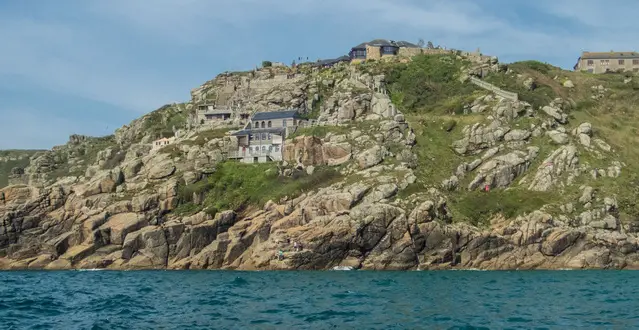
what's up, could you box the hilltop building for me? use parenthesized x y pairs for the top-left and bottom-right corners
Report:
(229, 110), (307, 163)
(574, 51), (639, 74)
(349, 39), (422, 63)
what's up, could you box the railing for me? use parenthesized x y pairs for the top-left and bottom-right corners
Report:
(469, 76), (519, 101)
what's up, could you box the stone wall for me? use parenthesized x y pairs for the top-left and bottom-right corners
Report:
(469, 77), (519, 101)
(366, 45), (382, 61)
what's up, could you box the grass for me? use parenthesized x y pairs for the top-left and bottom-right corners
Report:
(288, 125), (350, 139)
(175, 162), (342, 216)
(0, 150), (42, 188)
(448, 189), (555, 226)
(140, 104), (187, 141)
(383, 54), (479, 115)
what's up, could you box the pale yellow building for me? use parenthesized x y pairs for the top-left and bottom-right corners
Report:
(574, 51), (639, 74)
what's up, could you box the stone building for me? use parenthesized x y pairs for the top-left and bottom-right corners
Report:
(349, 39), (422, 63)
(574, 51), (639, 74)
(229, 110), (307, 163)
(196, 104), (233, 123)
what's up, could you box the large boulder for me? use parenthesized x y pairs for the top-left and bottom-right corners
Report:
(98, 213), (148, 245)
(357, 146), (385, 169)
(147, 162), (176, 180)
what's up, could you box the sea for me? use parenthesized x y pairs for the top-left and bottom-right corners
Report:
(0, 270), (636, 329)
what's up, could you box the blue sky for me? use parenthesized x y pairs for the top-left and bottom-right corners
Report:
(0, 0), (635, 149)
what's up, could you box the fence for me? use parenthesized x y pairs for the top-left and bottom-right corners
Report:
(469, 77), (518, 101)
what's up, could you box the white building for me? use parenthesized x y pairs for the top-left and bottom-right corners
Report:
(229, 110), (306, 163)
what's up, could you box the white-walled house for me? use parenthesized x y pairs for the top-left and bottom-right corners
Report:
(151, 137), (175, 150)
(230, 110), (306, 163)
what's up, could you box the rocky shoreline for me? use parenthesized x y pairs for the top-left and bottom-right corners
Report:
(3, 53), (639, 271)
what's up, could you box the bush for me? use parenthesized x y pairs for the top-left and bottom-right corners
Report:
(173, 162), (342, 215)
(511, 60), (555, 74)
(384, 54), (477, 113)
(262, 61), (272, 68)
(442, 119), (457, 132)
(450, 189), (553, 226)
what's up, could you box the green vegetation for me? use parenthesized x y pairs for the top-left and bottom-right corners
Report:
(0, 150), (42, 188)
(262, 61), (272, 68)
(383, 54), (478, 114)
(176, 162), (342, 216)
(141, 104), (187, 141)
(288, 125), (350, 139)
(448, 189), (555, 226)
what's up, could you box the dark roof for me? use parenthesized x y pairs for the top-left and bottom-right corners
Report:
(314, 56), (350, 66)
(394, 40), (420, 48)
(231, 127), (286, 136)
(351, 39), (420, 49)
(251, 110), (300, 121)
(581, 51), (639, 59)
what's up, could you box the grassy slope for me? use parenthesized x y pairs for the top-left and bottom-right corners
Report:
(0, 150), (43, 188)
(383, 56), (639, 226)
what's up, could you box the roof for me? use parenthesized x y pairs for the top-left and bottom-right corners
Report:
(351, 39), (421, 49)
(581, 51), (639, 59)
(201, 109), (232, 115)
(314, 56), (350, 66)
(251, 110), (300, 121)
(231, 127), (286, 136)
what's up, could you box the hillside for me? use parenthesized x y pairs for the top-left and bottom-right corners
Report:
(2, 49), (639, 270)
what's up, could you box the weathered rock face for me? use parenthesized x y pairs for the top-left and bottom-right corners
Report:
(528, 146), (579, 191)
(468, 147), (538, 190)
(1, 53), (636, 272)
(282, 136), (351, 166)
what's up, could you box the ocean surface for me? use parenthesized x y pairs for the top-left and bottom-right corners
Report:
(0, 270), (637, 329)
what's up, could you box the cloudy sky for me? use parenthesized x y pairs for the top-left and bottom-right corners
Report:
(0, 0), (634, 149)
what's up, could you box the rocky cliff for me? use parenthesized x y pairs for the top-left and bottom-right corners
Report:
(2, 53), (639, 270)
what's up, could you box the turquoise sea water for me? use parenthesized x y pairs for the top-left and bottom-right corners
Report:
(0, 270), (637, 329)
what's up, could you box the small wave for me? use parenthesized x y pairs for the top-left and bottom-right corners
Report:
(76, 269), (104, 272)
(331, 266), (354, 271)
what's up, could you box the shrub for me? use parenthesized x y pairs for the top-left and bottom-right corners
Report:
(173, 162), (342, 216)
(262, 61), (272, 68)
(442, 119), (457, 132)
(384, 54), (477, 114)
(511, 60), (555, 74)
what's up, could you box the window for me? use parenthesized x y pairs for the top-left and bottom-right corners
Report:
(619, 59), (625, 65)
(249, 134), (254, 141)
(253, 121), (258, 128)
(267, 121), (272, 128)
(261, 133), (267, 140)
(261, 121), (265, 128)
(634, 60), (639, 65)
(268, 134), (272, 140)
(381, 46), (397, 55)
(587, 60), (594, 66)
(262, 146), (266, 151)
(283, 119), (288, 127)
(350, 49), (366, 58)
(274, 146), (280, 152)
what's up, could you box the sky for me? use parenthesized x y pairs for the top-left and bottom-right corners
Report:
(0, 0), (635, 150)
